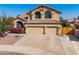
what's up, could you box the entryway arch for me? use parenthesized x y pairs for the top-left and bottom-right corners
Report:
(16, 21), (25, 33)
(16, 21), (24, 28)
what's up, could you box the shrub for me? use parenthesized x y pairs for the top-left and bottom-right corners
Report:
(10, 28), (24, 33)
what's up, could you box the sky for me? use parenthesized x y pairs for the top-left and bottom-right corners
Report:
(0, 4), (79, 19)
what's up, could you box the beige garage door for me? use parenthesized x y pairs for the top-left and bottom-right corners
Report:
(27, 27), (43, 34)
(46, 27), (57, 35)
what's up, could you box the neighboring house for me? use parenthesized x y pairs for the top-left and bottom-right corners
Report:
(66, 18), (75, 27)
(67, 18), (79, 28)
(68, 18), (75, 23)
(67, 18), (79, 36)
(13, 5), (62, 35)
(74, 20), (79, 29)
(73, 20), (79, 37)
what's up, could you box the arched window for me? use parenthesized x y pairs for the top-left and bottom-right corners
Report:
(35, 11), (41, 19)
(45, 11), (52, 19)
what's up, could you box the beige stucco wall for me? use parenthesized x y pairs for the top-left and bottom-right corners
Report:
(31, 7), (60, 21)
(53, 12), (60, 21)
(13, 19), (25, 28)
(14, 18), (61, 35)
(25, 24), (61, 27)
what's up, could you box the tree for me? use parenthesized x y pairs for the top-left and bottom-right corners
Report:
(0, 17), (15, 31)
(60, 16), (63, 22)
(78, 16), (79, 19)
(61, 20), (69, 27)
(0, 11), (15, 37)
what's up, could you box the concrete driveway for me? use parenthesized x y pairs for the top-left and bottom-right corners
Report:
(14, 34), (78, 55)
(0, 34), (78, 55)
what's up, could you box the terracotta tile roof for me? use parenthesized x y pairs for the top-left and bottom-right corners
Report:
(26, 5), (61, 15)
(26, 20), (61, 24)
(16, 14), (28, 21)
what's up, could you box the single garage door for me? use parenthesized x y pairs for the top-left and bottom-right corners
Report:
(45, 27), (58, 35)
(27, 27), (43, 34)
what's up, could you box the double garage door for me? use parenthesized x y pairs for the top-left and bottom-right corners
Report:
(26, 26), (58, 35)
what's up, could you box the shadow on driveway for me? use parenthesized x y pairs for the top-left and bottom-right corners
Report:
(69, 35), (79, 41)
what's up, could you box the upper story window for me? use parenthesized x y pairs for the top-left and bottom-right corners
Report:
(45, 11), (52, 19)
(35, 11), (41, 19)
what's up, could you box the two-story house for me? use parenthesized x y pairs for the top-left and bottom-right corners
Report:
(13, 5), (62, 35)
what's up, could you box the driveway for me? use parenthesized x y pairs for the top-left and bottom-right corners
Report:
(14, 34), (79, 55)
(0, 34), (79, 55)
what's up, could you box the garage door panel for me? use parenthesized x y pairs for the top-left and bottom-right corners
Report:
(27, 27), (43, 34)
(46, 28), (57, 35)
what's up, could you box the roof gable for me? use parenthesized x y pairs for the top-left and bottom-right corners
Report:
(26, 5), (61, 14)
(16, 5), (61, 21)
